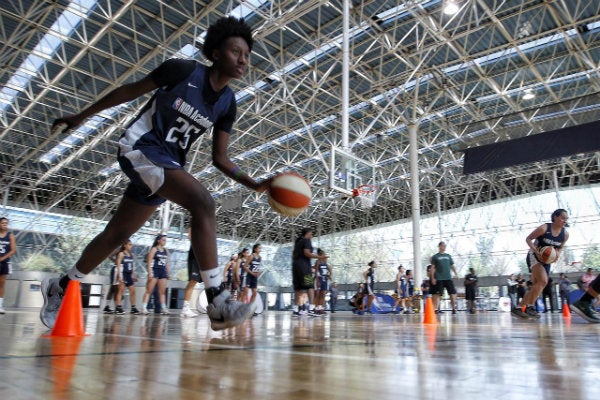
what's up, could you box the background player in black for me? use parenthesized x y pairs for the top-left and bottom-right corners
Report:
(41, 17), (270, 330)
(292, 228), (324, 316)
(464, 267), (478, 314)
(0, 217), (16, 314)
(363, 261), (377, 313)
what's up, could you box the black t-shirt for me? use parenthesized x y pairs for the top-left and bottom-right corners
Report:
(292, 237), (313, 265)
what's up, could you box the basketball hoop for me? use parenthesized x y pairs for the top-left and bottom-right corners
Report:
(352, 184), (377, 209)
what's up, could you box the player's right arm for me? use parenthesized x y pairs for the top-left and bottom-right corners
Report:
(526, 224), (547, 258)
(53, 75), (159, 132)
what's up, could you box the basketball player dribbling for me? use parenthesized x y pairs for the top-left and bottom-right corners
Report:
(40, 17), (269, 330)
(512, 209), (569, 319)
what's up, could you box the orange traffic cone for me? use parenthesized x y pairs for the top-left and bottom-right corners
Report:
(45, 280), (88, 337)
(423, 295), (438, 325)
(562, 302), (571, 319)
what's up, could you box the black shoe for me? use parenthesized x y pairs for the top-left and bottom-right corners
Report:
(131, 307), (140, 315)
(452, 309), (457, 315)
(511, 306), (530, 319)
(115, 306), (125, 315)
(524, 306), (541, 319)
(103, 306), (114, 314)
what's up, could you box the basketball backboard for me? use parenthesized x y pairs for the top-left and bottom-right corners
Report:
(329, 146), (377, 200)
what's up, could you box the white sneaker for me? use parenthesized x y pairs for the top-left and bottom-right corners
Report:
(160, 308), (170, 315)
(142, 307), (150, 315)
(180, 307), (198, 318)
(206, 290), (256, 331)
(40, 277), (64, 329)
(0, 307), (5, 314)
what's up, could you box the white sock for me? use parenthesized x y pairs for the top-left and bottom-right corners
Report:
(67, 266), (86, 281)
(183, 300), (190, 309)
(309, 304), (315, 311)
(200, 267), (222, 289)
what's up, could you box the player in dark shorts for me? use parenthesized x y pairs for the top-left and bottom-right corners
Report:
(41, 17), (270, 331)
(0, 217), (16, 314)
(238, 248), (250, 303)
(513, 208), (569, 319)
(103, 254), (120, 314)
(363, 261), (377, 313)
(115, 239), (140, 315)
(141, 235), (170, 315)
(245, 244), (263, 305)
(222, 254), (238, 292)
(314, 249), (331, 315)
(464, 268), (478, 314)
(292, 228), (324, 316)
(430, 241), (459, 314)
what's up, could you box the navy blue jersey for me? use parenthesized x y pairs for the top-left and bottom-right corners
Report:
(407, 277), (415, 295)
(121, 252), (134, 274)
(0, 232), (13, 259)
(535, 223), (566, 249)
(249, 255), (262, 273)
(152, 248), (168, 270)
(118, 60), (236, 169)
(239, 259), (247, 278)
(317, 261), (330, 279)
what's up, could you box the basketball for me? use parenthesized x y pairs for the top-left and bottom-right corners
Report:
(268, 172), (311, 217)
(539, 246), (558, 264)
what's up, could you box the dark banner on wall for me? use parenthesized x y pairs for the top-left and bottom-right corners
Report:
(463, 120), (600, 174)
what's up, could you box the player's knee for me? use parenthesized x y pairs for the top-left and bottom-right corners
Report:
(189, 191), (216, 216)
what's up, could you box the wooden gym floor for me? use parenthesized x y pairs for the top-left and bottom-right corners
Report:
(0, 309), (598, 399)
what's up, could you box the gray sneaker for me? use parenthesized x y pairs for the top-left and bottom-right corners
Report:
(40, 277), (64, 329)
(206, 290), (256, 331)
(570, 300), (600, 323)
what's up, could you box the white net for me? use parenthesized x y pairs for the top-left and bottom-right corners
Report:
(355, 185), (377, 209)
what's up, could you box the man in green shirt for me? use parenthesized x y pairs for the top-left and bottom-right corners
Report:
(431, 241), (459, 314)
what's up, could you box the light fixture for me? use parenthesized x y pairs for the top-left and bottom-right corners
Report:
(443, 1), (460, 15)
(522, 90), (535, 100)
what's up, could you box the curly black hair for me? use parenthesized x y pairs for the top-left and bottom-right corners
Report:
(202, 16), (253, 62)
